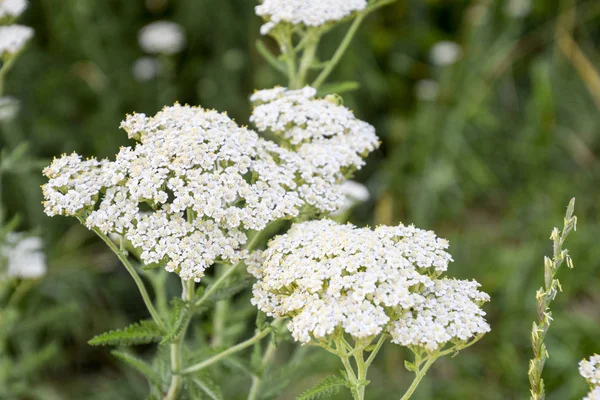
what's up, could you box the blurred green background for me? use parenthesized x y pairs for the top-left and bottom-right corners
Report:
(2, 0), (600, 398)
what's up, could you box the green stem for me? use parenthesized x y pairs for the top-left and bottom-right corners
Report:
(312, 13), (366, 89)
(91, 227), (166, 332)
(296, 38), (319, 88)
(400, 356), (438, 400)
(365, 334), (387, 368)
(180, 324), (274, 375)
(247, 337), (278, 400)
(281, 35), (298, 89)
(211, 264), (228, 348)
(164, 279), (195, 400)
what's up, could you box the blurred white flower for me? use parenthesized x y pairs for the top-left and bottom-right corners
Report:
(585, 387), (600, 400)
(132, 57), (160, 81)
(138, 21), (185, 55)
(505, 0), (531, 18)
(255, 0), (367, 35)
(0, 0), (28, 19)
(415, 79), (440, 101)
(331, 180), (370, 216)
(0, 24), (33, 56)
(429, 41), (462, 67)
(580, 355), (600, 400)
(4, 233), (47, 279)
(0, 96), (20, 121)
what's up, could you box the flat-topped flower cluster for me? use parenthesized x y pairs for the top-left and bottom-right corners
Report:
(581, 355), (600, 400)
(255, 0), (367, 34)
(250, 219), (490, 350)
(42, 100), (378, 281)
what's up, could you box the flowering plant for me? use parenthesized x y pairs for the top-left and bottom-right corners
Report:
(39, 0), (493, 399)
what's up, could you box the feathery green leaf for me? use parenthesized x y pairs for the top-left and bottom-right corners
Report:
(88, 320), (163, 346)
(295, 375), (348, 400)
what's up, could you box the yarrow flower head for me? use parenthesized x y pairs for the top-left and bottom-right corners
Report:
(42, 103), (369, 281)
(250, 219), (490, 349)
(255, 0), (367, 35)
(0, 24), (33, 56)
(2, 233), (47, 279)
(250, 87), (379, 212)
(138, 21), (186, 55)
(580, 355), (600, 399)
(0, 0), (27, 19)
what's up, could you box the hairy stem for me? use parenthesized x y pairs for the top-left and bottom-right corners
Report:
(91, 227), (166, 332)
(164, 279), (195, 400)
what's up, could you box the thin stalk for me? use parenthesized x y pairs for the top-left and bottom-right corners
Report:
(281, 35), (298, 89)
(164, 279), (195, 400)
(247, 340), (278, 400)
(91, 227), (166, 332)
(400, 356), (438, 400)
(211, 264), (228, 348)
(365, 334), (387, 367)
(296, 38), (319, 88)
(181, 325), (273, 375)
(312, 13), (366, 89)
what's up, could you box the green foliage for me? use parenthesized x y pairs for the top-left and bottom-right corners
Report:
(160, 298), (192, 345)
(88, 320), (163, 346)
(111, 350), (163, 388)
(295, 375), (349, 400)
(188, 375), (224, 400)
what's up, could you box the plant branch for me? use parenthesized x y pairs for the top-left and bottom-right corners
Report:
(180, 323), (276, 375)
(90, 226), (166, 332)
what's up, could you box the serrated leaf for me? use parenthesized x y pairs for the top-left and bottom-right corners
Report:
(161, 299), (192, 344)
(295, 375), (348, 400)
(189, 375), (223, 400)
(111, 350), (162, 387)
(88, 320), (163, 346)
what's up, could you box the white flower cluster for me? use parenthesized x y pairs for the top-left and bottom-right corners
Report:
(0, 0), (27, 19)
(581, 355), (600, 399)
(250, 87), (379, 212)
(2, 233), (47, 279)
(138, 21), (186, 55)
(0, 24), (33, 56)
(250, 219), (490, 348)
(255, 0), (367, 35)
(43, 103), (376, 281)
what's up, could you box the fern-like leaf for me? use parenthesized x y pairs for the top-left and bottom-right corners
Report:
(189, 375), (223, 400)
(295, 375), (348, 400)
(111, 350), (162, 387)
(161, 298), (192, 344)
(88, 320), (163, 346)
